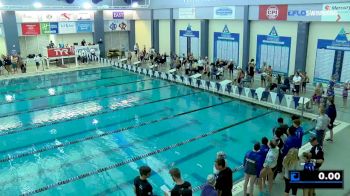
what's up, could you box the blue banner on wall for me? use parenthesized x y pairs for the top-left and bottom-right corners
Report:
(76, 21), (93, 33)
(50, 22), (59, 34)
(256, 26), (291, 75)
(179, 25), (200, 58)
(314, 28), (350, 83)
(213, 25), (240, 64)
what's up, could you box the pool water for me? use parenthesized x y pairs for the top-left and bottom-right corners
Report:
(0, 66), (314, 195)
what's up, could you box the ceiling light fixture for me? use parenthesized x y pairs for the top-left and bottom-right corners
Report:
(131, 2), (139, 8)
(82, 2), (92, 9)
(33, 2), (43, 8)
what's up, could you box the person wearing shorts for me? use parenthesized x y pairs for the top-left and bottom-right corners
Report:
(292, 72), (302, 96)
(34, 55), (41, 71)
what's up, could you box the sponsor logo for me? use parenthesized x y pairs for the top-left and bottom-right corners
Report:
(288, 10), (307, 16)
(324, 4), (350, 11)
(113, 12), (124, 19)
(288, 9), (338, 16)
(215, 7), (233, 16)
(109, 22), (118, 30)
(53, 48), (69, 56)
(266, 5), (279, 19)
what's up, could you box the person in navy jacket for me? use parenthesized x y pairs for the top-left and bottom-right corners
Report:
(243, 143), (264, 196)
(291, 115), (304, 148)
(259, 137), (270, 160)
(282, 126), (299, 157)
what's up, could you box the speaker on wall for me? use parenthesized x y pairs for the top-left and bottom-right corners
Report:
(92, 0), (103, 4)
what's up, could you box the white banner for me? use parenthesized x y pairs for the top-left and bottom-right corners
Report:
(244, 87), (250, 97)
(16, 11), (94, 23)
(75, 45), (100, 57)
(58, 22), (76, 34)
(285, 94), (293, 108)
(270, 92), (277, 104)
(213, 6), (236, 19)
(232, 85), (237, 94)
(106, 20), (130, 31)
(179, 8), (196, 19)
(256, 87), (265, 101)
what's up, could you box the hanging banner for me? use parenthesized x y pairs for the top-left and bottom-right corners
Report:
(58, 22), (76, 34)
(21, 23), (41, 36)
(20, 13), (39, 22)
(213, 6), (236, 19)
(322, 3), (350, 22)
(214, 25), (240, 64)
(314, 28), (350, 83)
(106, 20), (130, 31)
(259, 5), (288, 20)
(76, 21), (93, 33)
(256, 26), (291, 75)
(40, 12), (59, 22)
(179, 24), (200, 58)
(76, 12), (93, 21)
(40, 22), (58, 34)
(47, 48), (75, 58)
(179, 8), (196, 19)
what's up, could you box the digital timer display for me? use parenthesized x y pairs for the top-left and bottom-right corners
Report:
(290, 170), (344, 188)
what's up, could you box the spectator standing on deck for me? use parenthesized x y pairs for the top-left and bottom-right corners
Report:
(314, 107), (330, 147)
(342, 81), (349, 108)
(134, 166), (153, 196)
(201, 174), (218, 196)
(260, 140), (279, 194)
(282, 148), (300, 196)
(273, 117), (289, 138)
(166, 168), (192, 196)
(215, 158), (233, 196)
(34, 54), (41, 71)
(292, 72), (302, 96)
(326, 98), (337, 143)
(243, 143), (263, 196)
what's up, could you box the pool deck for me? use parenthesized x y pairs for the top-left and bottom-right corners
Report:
(1, 59), (349, 195)
(0, 62), (110, 81)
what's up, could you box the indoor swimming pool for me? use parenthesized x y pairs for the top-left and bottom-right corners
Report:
(0, 66), (314, 195)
